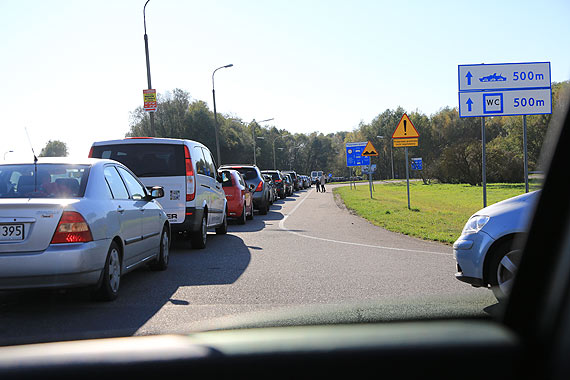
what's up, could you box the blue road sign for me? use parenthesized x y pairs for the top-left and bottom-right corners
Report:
(346, 142), (370, 167)
(411, 158), (422, 170)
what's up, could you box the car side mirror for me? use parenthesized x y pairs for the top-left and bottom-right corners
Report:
(148, 186), (164, 199)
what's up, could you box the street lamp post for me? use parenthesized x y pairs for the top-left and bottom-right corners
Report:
(212, 64), (234, 166)
(289, 144), (303, 170)
(143, 0), (155, 135)
(377, 135), (394, 179)
(272, 135), (290, 170)
(252, 118), (273, 166)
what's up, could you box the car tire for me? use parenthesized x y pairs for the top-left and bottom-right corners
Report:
(238, 204), (247, 225)
(190, 212), (207, 249)
(216, 209), (228, 235)
(93, 241), (121, 302)
(488, 239), (523, 301)
(149, 226), (169, 271)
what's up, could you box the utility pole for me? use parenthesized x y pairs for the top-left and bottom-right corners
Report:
(143, 0), (155, 135)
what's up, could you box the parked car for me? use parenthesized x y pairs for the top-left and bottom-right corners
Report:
(301, 175), (310, 188)
(282, 170), (300, 191)
(261, 170), (286, 199)
(218, 164), (271, 215)
(90, 137), (227, 249)
(0, 158), (170, 301)
(262, 174), (277, 204)
(218, 169), (253, 224)
(454, 190), (540, 301)
(283, 174), (293, 196)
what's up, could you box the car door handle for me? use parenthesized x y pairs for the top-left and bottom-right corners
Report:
(201, 184), (211, 189)
(117, 206), (125, 214)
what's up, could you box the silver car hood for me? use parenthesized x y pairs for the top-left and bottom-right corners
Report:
(477, 190), (541, 239)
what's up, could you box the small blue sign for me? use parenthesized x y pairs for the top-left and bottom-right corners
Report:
(411, 158), (422, 170)
(346, 142), (370, 167)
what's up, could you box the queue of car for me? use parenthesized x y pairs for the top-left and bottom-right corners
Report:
(0, 137), (313, 301)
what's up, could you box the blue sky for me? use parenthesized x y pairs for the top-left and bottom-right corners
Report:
(1, 0), (569, 160)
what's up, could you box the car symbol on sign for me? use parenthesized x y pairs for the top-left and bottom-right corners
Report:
(479, 73), (507, 82)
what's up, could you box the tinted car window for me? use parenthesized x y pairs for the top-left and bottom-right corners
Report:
(91, 143), (185, 177)
(104, 166), (129, 200)
(117, 167), (146, 200)
(0, 164), (88, 198)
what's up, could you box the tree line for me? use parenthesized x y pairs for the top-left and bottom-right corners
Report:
(125, 82), (569, 184)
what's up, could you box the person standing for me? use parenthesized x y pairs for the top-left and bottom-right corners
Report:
(320, 173), (326, 192)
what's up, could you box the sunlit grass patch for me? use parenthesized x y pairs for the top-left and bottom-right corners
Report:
(334, 182), (528, 244)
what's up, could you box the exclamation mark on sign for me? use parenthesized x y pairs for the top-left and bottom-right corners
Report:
(404, 120), (407, 135)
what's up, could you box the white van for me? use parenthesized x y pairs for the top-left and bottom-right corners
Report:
(89, 138), (227, 249)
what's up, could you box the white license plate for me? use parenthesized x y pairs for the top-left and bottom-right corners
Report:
(0, 224), (24, 241)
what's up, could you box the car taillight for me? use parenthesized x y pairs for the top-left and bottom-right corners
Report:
(184, 145), (196, 201)
(51, 211), (93, 244)
(88, 147), (93, 158)
(255, 180), (263, 192)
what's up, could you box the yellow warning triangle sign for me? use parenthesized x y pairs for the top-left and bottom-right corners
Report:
(361, 140), (378, 156)
(392, 113), (419, 139)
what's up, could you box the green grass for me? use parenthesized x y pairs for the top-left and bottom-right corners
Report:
(334, 182), (531, 244)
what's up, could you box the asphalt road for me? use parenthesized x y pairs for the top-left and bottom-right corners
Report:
(0, 184), (497, 346)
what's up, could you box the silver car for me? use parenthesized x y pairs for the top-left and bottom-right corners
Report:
(0, 158), (170, 301)
(454, 190), (540, 301)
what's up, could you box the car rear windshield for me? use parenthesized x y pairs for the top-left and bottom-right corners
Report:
(232, 168), (259, 181)
(0, 164), (89, 198)
(91, 143), (185, 177)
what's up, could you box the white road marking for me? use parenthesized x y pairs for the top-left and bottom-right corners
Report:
(279, 188), (453, 257)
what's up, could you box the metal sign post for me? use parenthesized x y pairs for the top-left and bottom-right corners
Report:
(405, 147), (410, 210)
(523, 115), (529, 193)
(482, 117), (487, 208)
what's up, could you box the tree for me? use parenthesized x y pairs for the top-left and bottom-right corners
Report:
(39, 140), (68, 157)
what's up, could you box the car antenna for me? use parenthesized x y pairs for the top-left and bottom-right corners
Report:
(24, 127), (39, 191)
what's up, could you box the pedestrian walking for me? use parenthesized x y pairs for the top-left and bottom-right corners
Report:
(320, 174), (326, 192)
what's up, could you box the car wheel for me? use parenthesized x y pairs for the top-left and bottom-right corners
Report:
(149, 226), (169, 271)
(216, 209), (228, 234)
(488, 240), (523, 301)
(94, 241), (121, 301)
(238, 204), (246, 224)
(191, 212), (207, 249)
